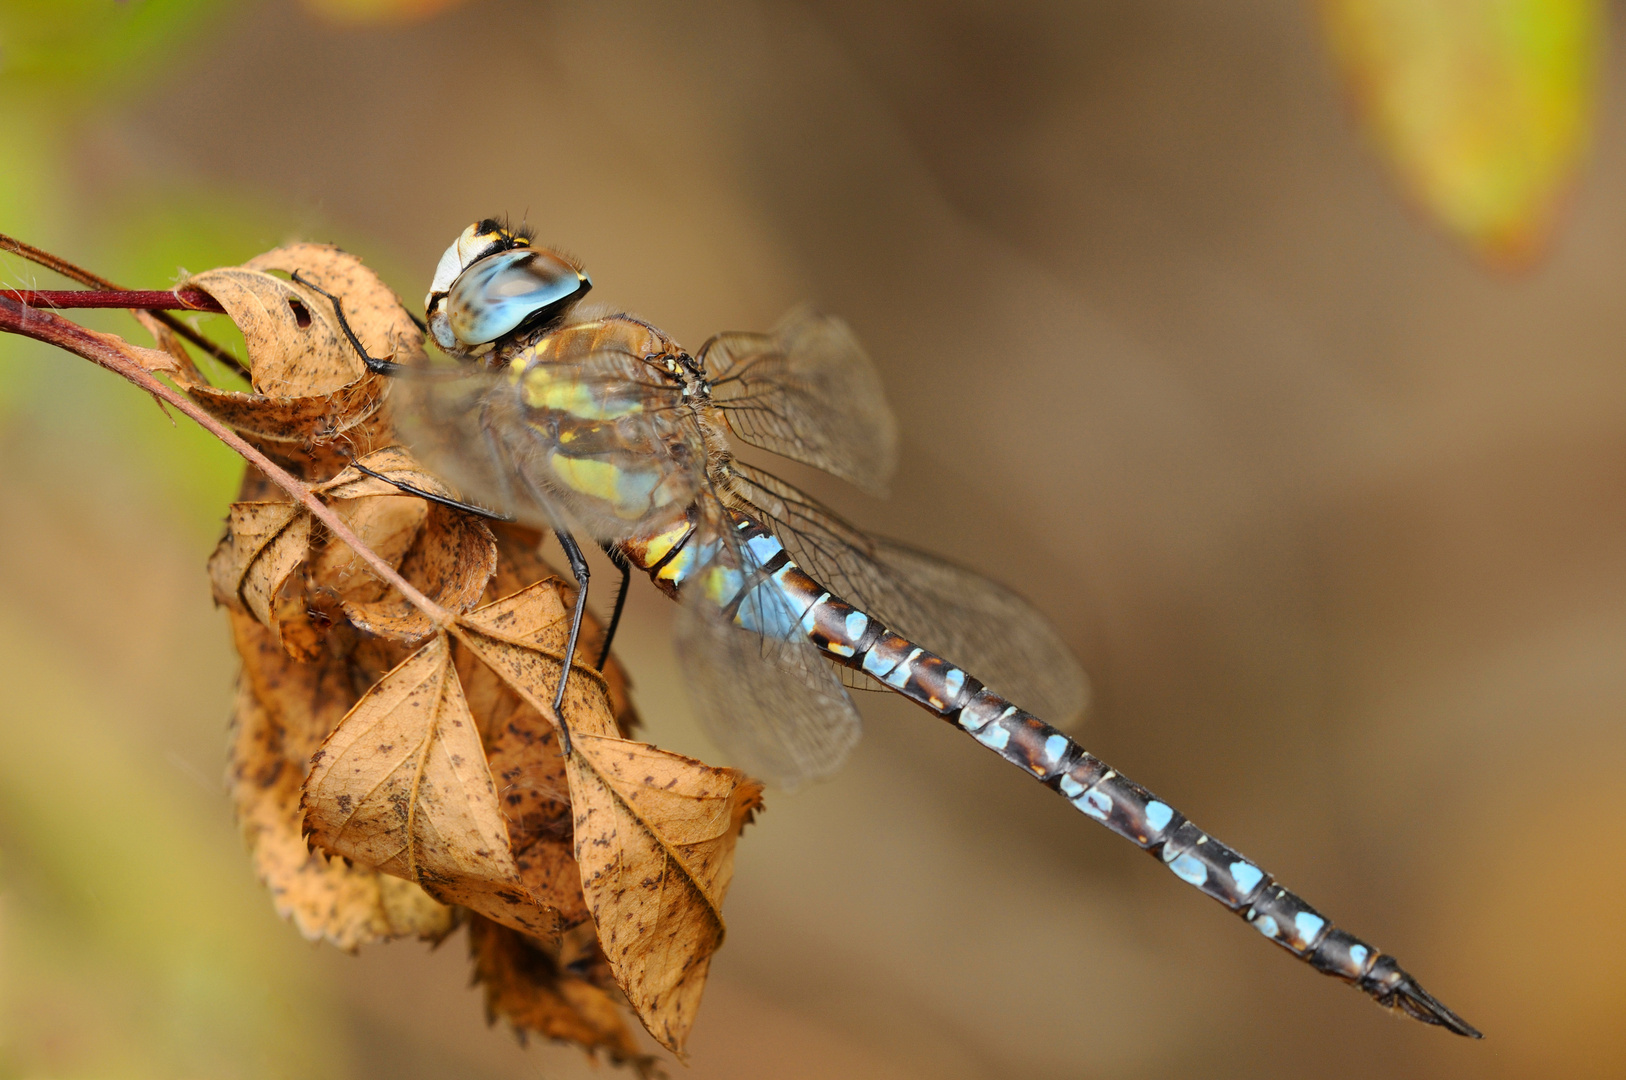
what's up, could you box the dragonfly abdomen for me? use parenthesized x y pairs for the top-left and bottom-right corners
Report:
(621, 512), (1479, 1037)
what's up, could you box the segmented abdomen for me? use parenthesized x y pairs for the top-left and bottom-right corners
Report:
(619, 512), (1479, 1036)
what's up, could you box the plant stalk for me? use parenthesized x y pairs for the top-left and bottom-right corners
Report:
(0, 294), (448, 623)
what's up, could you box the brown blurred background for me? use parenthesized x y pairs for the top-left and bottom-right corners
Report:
(2, 0), (1624, 1077)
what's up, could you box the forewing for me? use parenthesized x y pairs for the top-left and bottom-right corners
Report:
(393, 345), (704, 542)
(673, 518), (863, 789)
(703, 307), (898, 496)
(731, 463), (1089, 727)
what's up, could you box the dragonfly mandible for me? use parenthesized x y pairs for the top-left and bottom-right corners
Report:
(312, 219), (1480, 1038)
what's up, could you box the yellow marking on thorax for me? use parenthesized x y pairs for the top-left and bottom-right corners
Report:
(549, 456), (626, 505)
(520, 364), (641, 420)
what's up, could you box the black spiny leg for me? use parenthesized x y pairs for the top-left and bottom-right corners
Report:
(597, 545), (631, 669)
(553, 528), (592, 755)
(343, 457), (515, 522)
(291, 269), (410, 376)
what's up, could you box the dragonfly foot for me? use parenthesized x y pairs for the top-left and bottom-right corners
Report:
(291, 269), (409, 376)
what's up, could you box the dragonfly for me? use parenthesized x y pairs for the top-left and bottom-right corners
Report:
(311, 218), (1480, 1038)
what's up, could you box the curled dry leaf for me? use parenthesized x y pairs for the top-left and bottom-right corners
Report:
(452, 582), (621, 741)
(309, 494), (428, 605)
(339, 502), (496, 641)
(208, 501), (310, 646)
(312, 445), (448, 502)
(567, 736), (763, 1055)
(467, 915), (660, 1078)
(214, 444), (497, 660)
(180, 244), (416, 476)
(230, 661), (454, 949)
(302, 632), (560, 940)
(246, 242), (419, 385)
(229, 608), (353, 766)
(313, 446), (499, 642)
(487, 522), (642, 736)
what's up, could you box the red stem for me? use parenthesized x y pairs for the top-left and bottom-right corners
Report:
(0, 288), (225, 312)
(0, 294), (449, 623)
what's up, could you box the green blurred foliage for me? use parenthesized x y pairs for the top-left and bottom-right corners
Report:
(298, 0), (473, 26)
(0, 614), (352, 1080)
(1322, 0), (1606, 267)
(0, 5), (358, 1077)
(0, 0), (228, 99)
(0, 1), (270, 536)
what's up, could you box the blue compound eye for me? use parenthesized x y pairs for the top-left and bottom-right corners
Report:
(446, 248), (591, 347)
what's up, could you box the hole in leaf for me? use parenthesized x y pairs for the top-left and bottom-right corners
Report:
(288, 297), (312, 328)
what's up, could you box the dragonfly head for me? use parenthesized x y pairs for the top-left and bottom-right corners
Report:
(424, 219), (592, 359)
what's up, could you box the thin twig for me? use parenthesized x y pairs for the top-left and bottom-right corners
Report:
(0, 288), (226, 312)
(0, 231), (250, 379)
(0, 294), (448, 623)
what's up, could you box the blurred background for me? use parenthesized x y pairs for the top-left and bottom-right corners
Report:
(1, 0), (1623, 1077)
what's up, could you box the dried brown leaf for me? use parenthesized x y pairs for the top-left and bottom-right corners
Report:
(188, 238), (421, 399)
(487, 522), (643, 736)
(229, 609), (353, 765)
(467, 916), (660, 1077)
(312, 445), (448, 502)
(181, 244), (419, 467)
(310, 495), (427, 603)
(452, 579), (761, 1050)
(185, 376), (391, 453)
(302, 633), (560, 940)
(246, 446), (500, 644)
(185, 264), (362, 396)
(305, 447), (444, 609)
(567, 736), (763, 1054)
(247, 243), (421, 387)
(208, 501), (311, 644)
(339, 504), (496, 641)
(230, 678), (455, 949)
(452, 582), (621, 742)
(481, 688), (592, 928)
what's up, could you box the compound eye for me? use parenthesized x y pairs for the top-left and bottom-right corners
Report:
(446, 249), (590, 346)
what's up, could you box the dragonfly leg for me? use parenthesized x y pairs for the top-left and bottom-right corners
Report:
(341, 456), (515, 522)
(552, 527), (592, 755)
(596, 545), (631, 669)
(291, 270), (410, 376)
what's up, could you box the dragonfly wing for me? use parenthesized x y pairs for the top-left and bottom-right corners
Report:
(703, 307), (898, 496)
(672, 516), (863, 788)
(731, 463), (1090, 727)
(394, 345), (705, 543)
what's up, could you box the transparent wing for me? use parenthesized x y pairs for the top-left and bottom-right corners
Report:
(730, 463), (1090, 727)
(393, 345), (705, 543)
(673, 510), (863, 788)
(702, 306), (898, 495)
